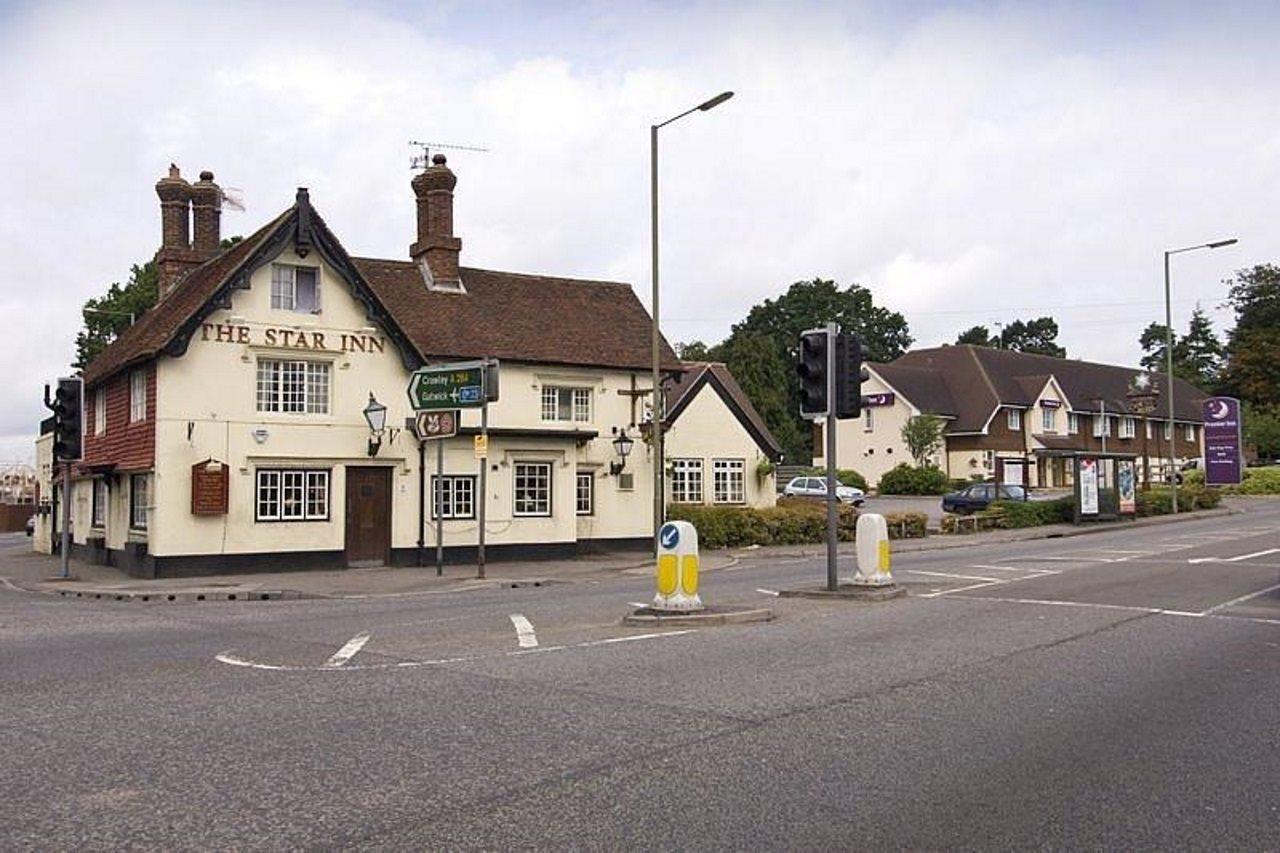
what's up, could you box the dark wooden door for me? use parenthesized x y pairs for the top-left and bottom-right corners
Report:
(345, 467), (391, 567)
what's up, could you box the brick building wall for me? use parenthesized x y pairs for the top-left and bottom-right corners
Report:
(81, 363), (156, 471)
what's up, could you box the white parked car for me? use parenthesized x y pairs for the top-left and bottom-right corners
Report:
(782, 476), (865, 507)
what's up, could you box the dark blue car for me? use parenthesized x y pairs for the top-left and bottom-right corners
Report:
(942, 482), (1028, 514)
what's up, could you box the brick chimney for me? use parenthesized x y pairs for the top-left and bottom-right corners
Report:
(190, 170), (222, 259)
(410, 154), (462, 288)
(154, 165), (199, 297)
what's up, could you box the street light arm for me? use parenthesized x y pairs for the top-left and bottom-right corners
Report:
(654, 91), (734, 129)
(1166, 238), (1238, 256)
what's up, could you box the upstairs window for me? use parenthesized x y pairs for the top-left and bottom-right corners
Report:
(1093, 415), (1111, 437)
(1006, 409), (1022, 431)
(1163, 422), (1172, 440)
(1041, 408), (1055, 432)
(270, 265), (321, 313)
(1185, 423), (1196, 441)
(94, 387), (106, 435)
(1145, 420), (1153, 440)
(130, 369), (147, 423)
(1068, 413), (1079, 435)
(256, 359), (330, 414)
(1119, 417), (1136, 439)
(863, 408), (874, 432)
(541, 386), (591, 422)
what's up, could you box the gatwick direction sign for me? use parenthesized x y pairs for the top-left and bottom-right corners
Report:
(408, 362), (489, 410)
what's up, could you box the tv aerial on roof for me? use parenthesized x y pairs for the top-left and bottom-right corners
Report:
(410, 140), (490, 169)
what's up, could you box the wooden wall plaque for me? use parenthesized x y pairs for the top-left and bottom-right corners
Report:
(191, 460), (229, 515)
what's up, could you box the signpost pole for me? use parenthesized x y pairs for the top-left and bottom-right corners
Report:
(825, 322), (838, 592)
(416, 438), (425, 568)
(436, 439), (444, 576)
(477, 373), (488, 580)
(59, 461), (71, 579)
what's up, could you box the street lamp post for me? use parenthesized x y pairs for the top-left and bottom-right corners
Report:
(651, 90), (733, 553)
(1164, 238), (1237, 513)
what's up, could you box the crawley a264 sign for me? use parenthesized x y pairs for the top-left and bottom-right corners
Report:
(408, 364), (486, 410)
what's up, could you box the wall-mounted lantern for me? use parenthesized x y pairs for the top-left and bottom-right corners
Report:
(610, 427), (635, 475)
(363, 393), (399, 457)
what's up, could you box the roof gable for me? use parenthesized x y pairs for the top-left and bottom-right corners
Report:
(665, 362), (783, 460)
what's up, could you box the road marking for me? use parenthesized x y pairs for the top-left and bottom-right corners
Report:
(215, 629), (697, 672)
(0, 576), (31, 593)
(908, 570), (1002, 582)
(940, 594), (1280, 627)
(1188, 548), (1280, 565)
(756, 588), (780, 596)
(1203, 582), (1280, 614)
(509, 614), (538, 648)
(627, 601), (648, 609)
(323, 632), (371, 668)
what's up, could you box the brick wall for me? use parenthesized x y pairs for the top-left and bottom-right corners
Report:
(81, 363), (156, 471)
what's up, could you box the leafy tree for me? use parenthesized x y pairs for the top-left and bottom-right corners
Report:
(674, 340), (713, 361)
(956, 325), (997, 347)
(1243, 403), (1280, 461)
(1139, 307), (1223, 389)
(1138, 321), (1173, 375)
(1219, 264), (1280, 404)
(74, 262), (158, 369)
(713, 331), (805, 462)
(998, 317), (1066, 357)
(900, 414), (945, 467)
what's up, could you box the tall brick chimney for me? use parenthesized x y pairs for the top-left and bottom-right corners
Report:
(190, 170), (222, 259)
(410, 154), (462, 288)
(154, 165), (198, 297)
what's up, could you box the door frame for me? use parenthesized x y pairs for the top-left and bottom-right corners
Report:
(344, 465), (392, 568)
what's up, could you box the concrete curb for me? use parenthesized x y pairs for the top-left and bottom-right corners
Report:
(44, 587), (309, 603)
(779, 583), (907, 602)
(622, 606), (774, 627)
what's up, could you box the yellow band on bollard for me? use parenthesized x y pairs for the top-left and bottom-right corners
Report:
(653, 521), (704, 611)
(681, 554), (699, 595)
(657, 555), (679, 596)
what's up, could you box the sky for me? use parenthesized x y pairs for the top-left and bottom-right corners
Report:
(2, 0), (1278, 463)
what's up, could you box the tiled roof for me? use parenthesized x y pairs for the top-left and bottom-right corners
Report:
(891, 345), (1208, 430)
(80, 199), (676, 385)
(353, 259), (679, 372)
(665, 361), (783, 460)
(872, 363), (958, 418)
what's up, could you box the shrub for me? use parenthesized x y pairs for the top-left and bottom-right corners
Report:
(984, 497), (1073, 529)
(1135, 485), (1223, 516)
(884, 512), (928, 539)
(877, 464), (950, 495)
(1224, 467), (1280, 495)
(800, 468), (869, 492)
(1183, 469), (1205, 487)
(667, 498), (919, 548)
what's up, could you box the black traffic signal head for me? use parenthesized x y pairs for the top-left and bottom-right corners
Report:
(797, 329), (830, 417)
(52, 377), (83, 462)
(834, 332), (870, 419)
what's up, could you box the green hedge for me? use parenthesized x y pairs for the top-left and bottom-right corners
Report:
(877, 464), (950, 495)
(984, 497), (1075, 528)
(1223, 467), (1280, 495)
(1136, 485), (1222, 515)
(665, 500), (925, 549)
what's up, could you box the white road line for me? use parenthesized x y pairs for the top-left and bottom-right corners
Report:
(627, 601), (648, 609)
(509, 614), (538, 648)
(215, 629), (697, 672)
(323, 632), (371, 668)
(1189, 548), (1280, 565)
(969, 564), (1059, 574)
(0, 576), (31, 593)
(756, 588), (780, 596)
(1203, 582), (1280, 614)
(917, 581), (1003, 598)
(943, 594), (1280, 627)
(908, 570), (1002, 582)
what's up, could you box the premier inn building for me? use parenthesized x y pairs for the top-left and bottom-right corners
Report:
(41, 159), (779, 577)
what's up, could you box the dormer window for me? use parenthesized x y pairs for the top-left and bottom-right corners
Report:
(271, 264), (321, 313)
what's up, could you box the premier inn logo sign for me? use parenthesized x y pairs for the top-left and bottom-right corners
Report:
(200, 322), (385, 354)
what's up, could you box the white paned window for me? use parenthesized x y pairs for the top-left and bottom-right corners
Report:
(1120, 417), (1136, 439)
(1041, 408), (1054, 432)
(92, 479), (108, 528)
(94, 387), (106, 435)
(514, 463), (552, 516)
(130, 474), (149, 530)
(712, 459), (746, 505)
(576, 472), (594, 516)
(432, 476), (476, 520)
(255, 469), (329, 521)
(540, 386), (592, 422)
(1163, 422), (1172, 440)
(1068, 413), (1079, 435)
(129, 369), (146, 422)
(1006, 409), (1022, 431)
(1145, 420), (1153, 440)
(1185, 424), (1196, 441)
(1093, 415), (1111, 437)
(256, 359), (330, 413)
(270, 265), (321, 313)
(670, 459), (703, 504)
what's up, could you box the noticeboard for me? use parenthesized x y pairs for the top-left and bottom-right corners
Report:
(191, 460), (229, 515)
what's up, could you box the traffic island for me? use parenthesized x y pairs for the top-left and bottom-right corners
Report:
(778, 583), (906, 602)
(623, 605), (774, 627)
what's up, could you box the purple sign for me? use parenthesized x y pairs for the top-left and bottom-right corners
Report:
(1203, 396), (1243, 486)
(863, 392), (895, 407)
(1039, 399), (1062, 409)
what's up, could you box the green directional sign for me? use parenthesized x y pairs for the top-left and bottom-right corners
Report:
(408, 364), (487, 410)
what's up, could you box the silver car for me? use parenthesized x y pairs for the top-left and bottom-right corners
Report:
(782, 476), (865, 507)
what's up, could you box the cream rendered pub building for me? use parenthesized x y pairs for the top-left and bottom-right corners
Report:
(47, 159), (775, 577)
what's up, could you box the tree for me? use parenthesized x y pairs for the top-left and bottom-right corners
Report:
(674, 340), (713, 361)
(1219, 264), (1280, 405)
(998, 317), (1066, 357)
(1139, 307), (1223, 389)
(1243, 403), (1280, 462)
(74, 261), (159, 369)
(1138, 321), (1173, 375)
(900, 414), (945, 467)
(713, 331), (805, 461)
(956, 325), (997, 347)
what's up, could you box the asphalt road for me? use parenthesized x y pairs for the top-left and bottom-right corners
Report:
(2, 505), (1278, 850)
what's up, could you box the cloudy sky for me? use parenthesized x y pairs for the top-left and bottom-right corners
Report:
(2, 0), (1277, 463)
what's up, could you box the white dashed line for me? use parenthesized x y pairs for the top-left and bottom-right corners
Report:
(509, 614), (538, 648)
(756, 588), (780, 596)
(323, 632), (371, 668)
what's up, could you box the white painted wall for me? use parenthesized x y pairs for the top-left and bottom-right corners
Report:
(818, 370), (920, 487)
(663, 382), (777, 509)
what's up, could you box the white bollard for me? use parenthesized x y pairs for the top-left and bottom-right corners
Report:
(653, 520), (703, 611)
(854, 513), (893, 586)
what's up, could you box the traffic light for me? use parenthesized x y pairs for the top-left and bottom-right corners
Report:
(797, 328), (830, 418)
(50, 378), (83, 462)
(834, 332), (870, 420)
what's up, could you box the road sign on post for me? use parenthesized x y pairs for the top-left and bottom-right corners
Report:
(414, 410), (459, 441)
(407, 363), (488, 411)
